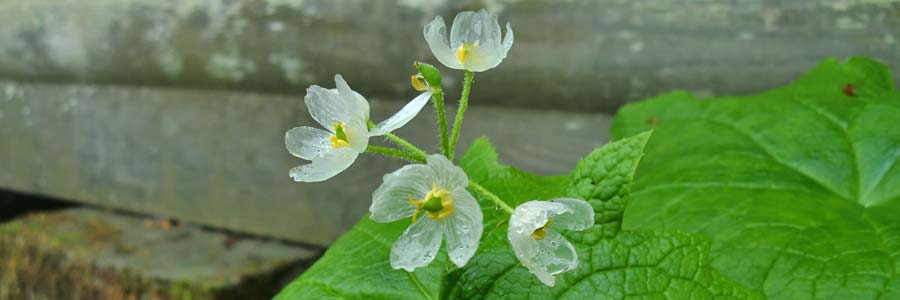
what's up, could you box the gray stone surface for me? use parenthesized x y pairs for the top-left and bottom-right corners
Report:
(0, 207), (316, 300)
(0, 80), (611, 245)
(0, 0), (896, 112)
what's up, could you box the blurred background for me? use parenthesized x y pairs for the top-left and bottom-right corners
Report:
(0, 0), (898, 299)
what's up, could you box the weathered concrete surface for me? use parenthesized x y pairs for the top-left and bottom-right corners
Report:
(0, 0), (897, 112)
(0, 208), (316, 300)
(0, 80), (611, 245)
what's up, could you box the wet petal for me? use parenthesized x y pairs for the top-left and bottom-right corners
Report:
(461, 45), (500, 72)
(391, 217), (443, 272)
(285, 126), (331, 160)
(441, 188), (483, 267)
(305, 76), (366, 130)
(450, 11), (480, 47)
(508, 229), (577, 287)
(551, 198), (594, 231)
(370, 91), (432, 136)
(425, 154), (469, 191)
(424, 17), (463, 69)
(352, 91), (370, 119)
(288, 147), (358, 182)
(508, 201), (570, 234)
(370, 163), (433, 223)
(445, 10), (510, 72)
(501, 22), (514, 56)
(478, 9), (502, 49)
(335, 74), (370, 120)
(344, 118), (370, 153)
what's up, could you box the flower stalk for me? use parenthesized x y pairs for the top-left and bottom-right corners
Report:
(366, 145), (426, 163)
(468, 181), (514, 214)
(384, 133), (428, 158)
(449, 70), (474, 159)
(432, 91), (451, 158)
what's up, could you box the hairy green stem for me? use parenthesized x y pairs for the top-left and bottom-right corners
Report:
(384, 133), (428, 158)
(468, 181), (514, 214)
(431, 91), (450, 158)
(449, 71), (474, 159)
(366, 145), (426, 163)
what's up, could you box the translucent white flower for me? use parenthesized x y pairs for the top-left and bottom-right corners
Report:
(286, 74), (432, 182)
(370, 154), (483, 271)
(508, 198), (594, 287)
(424, 9), (514, 72)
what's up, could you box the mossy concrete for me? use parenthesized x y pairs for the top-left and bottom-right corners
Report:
(0, 208), (317, 300)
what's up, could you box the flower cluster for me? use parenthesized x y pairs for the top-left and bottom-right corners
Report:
(285, 9), (595, 286)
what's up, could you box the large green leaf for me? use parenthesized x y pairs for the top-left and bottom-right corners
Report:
(612, 57), (900, 300)
(275, 131), (759, 299)
(274, 217), (447, 300)
(443, 133), (760, 300)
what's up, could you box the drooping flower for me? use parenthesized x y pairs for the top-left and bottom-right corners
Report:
(286, 75), (432, 182)
(508, 198), (594, 286)
(369, 154), (483, 271)
(424, 9), (514, 72)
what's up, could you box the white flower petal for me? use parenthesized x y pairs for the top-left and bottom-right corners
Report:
(370, 164), (433, 223)
(425, 154), (469, 191)
(305, 76), (366, 130)
(508, 229), (577, 287)
(285, 126), (331, 160)
(344, 118), (370, 153)
(352, 91), (370, 119)
(501, 22), (514, 57)
(509, 201), (570, 234)
(391, 217), (443, 272)
(288, 147), (358, 182)
(478, 9), (503, 49)
(445, 10), (510, 72)
(335, 74), (370, 120)
(461, 45), (500, 73)
(424, 17), (463, 69)
(551, 198), (594, 231)
(441, 188), (483, 267)
(370, 91), (432, 136)
(450, 11), (479, 47)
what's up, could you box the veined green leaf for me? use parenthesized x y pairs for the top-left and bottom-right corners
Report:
(612, 57), (900, 300)
(443, 133), (760, 300)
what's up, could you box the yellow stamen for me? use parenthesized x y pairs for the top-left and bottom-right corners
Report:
(409, 195), (421, 224)
(411, 74), (429, 91)
(330, 122), (351, 149)
(408, 183), (455, 223)
(531, 218), (553, 240)
(455, 42), (478, 64)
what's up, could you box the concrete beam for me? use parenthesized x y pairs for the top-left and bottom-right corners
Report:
(0, 80), (611, 245)
(0, 0), (897, 112)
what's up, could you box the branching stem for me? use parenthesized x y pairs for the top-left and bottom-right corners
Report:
(468, 181), (514, 214)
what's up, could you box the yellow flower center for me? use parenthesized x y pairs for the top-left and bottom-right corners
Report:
(531, 218), (553, 240)
(329, 122), (350, 149)
(408, 183), (455, 223)
(410, 73), (429, 91)
(455, 42), (479, 64)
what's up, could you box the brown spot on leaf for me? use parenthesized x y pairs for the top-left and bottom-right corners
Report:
(842, 84), (856, 97)
(646, 118), (660, 125)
